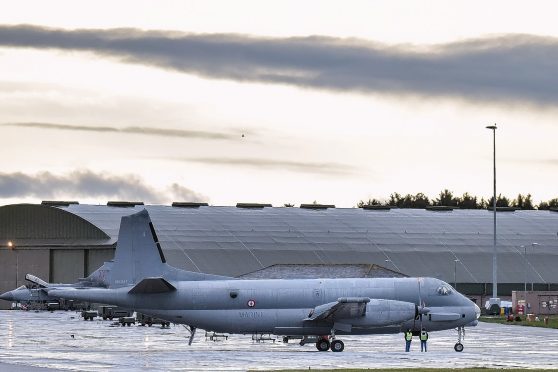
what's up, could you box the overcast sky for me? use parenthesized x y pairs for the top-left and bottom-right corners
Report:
(1, 0), (557, 207)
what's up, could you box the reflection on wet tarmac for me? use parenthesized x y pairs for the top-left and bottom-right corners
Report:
(0, 311), (557, 371)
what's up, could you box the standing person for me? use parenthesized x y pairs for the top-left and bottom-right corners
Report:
(420, 328), (429, 352)
(404, 329), (413, 352)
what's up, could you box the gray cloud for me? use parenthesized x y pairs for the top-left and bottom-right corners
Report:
(0, 170), (207, 203)
(179, 157), (357, 175)
(1, 25), (558, 105)
(4, 122), (242, 140)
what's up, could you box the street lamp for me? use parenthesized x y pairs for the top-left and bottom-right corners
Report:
(486, 124), (498, 304)
(521, 245), (527, 295)
(454, 259), (460, 290)
(531, 242), (539, 291)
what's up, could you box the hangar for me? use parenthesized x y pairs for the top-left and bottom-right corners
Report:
(1, 202), (558, 309)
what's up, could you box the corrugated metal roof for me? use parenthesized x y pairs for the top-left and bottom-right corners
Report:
(52, 205), (558, 284)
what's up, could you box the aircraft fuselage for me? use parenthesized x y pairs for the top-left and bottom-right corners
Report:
(51, 276), (479, 335)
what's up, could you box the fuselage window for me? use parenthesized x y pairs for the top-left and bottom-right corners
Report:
(436, 286), (452, 295)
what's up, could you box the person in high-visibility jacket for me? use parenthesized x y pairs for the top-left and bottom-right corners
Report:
(420, 329), (429, 352)
(404, 329), (413, 352)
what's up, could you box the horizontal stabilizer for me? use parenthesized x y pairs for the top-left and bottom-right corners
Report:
(129, 278), (176, 294)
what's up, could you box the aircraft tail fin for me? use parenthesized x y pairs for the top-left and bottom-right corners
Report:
(109, 209), (231, 288)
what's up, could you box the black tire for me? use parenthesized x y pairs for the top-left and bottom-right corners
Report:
(454, 343), (464, 352)
(315, 339), (330, 352)
(282, 336), (289, 343)
(103, 317), (107, 320)
(330, 340), (344, 352)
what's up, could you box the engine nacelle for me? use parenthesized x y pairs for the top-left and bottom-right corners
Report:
(340, 299), (417, 327)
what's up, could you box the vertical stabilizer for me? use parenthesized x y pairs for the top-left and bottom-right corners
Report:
(109, 209), (167, 287)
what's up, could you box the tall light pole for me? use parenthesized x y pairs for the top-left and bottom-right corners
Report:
(531, 242), (539, 291)
(486, 124), (498, 303)
(454, 259), (460, 290)
(521, 245), (527, 296)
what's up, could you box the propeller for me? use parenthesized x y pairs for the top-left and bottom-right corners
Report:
(415, 278), (429, 328)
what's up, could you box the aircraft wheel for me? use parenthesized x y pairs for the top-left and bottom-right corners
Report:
(454, 342), (464, 352)
(330, 340), (344, 352)
(316, 339), (330, 352)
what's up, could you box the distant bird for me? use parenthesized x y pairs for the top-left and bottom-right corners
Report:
(241, 134), (245, 138)
(70, 334), (74, 339)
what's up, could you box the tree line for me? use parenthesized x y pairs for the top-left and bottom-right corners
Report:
(357, 189), (558, 210)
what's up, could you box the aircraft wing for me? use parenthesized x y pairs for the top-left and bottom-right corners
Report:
(305, 297), (370, 322)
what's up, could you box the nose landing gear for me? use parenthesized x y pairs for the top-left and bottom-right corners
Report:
(454, 326), (465, 352)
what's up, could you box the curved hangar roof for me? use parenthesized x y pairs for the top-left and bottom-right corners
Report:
(51, 204), (558, 284)
(0, 204), (109, 245)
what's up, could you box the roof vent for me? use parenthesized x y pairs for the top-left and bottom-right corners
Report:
(426, 206), (454, 211)
(487, 207), (517, 212)
(107, 201), (144, 207)
(172, 202), (209, 208)
(361, 205), (391, 210)
(300, 204), (335, 209)
(236, 203), (272, 208)
(41, 200), (79, 206)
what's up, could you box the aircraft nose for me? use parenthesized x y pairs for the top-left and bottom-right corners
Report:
(474, 303), (481, 319)
(0, 291), (14, 301)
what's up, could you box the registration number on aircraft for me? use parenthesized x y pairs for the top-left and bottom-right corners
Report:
(239, 311), (263, 319)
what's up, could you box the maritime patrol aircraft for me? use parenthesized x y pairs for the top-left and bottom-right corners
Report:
(29, 210), (480, 352)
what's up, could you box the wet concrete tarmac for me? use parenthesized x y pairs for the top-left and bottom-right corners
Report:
(0, 311), (557, 371)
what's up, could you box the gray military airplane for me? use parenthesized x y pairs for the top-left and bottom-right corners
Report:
(0, 261), (113, 304)
(44, 210), (479, 352)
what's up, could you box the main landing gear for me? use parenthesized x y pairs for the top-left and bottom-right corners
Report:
(315, 332), (345, 352)
(454, 326), (465, 352)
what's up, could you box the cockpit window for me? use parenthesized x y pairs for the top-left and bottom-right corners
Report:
(436, 286), (452, 295)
